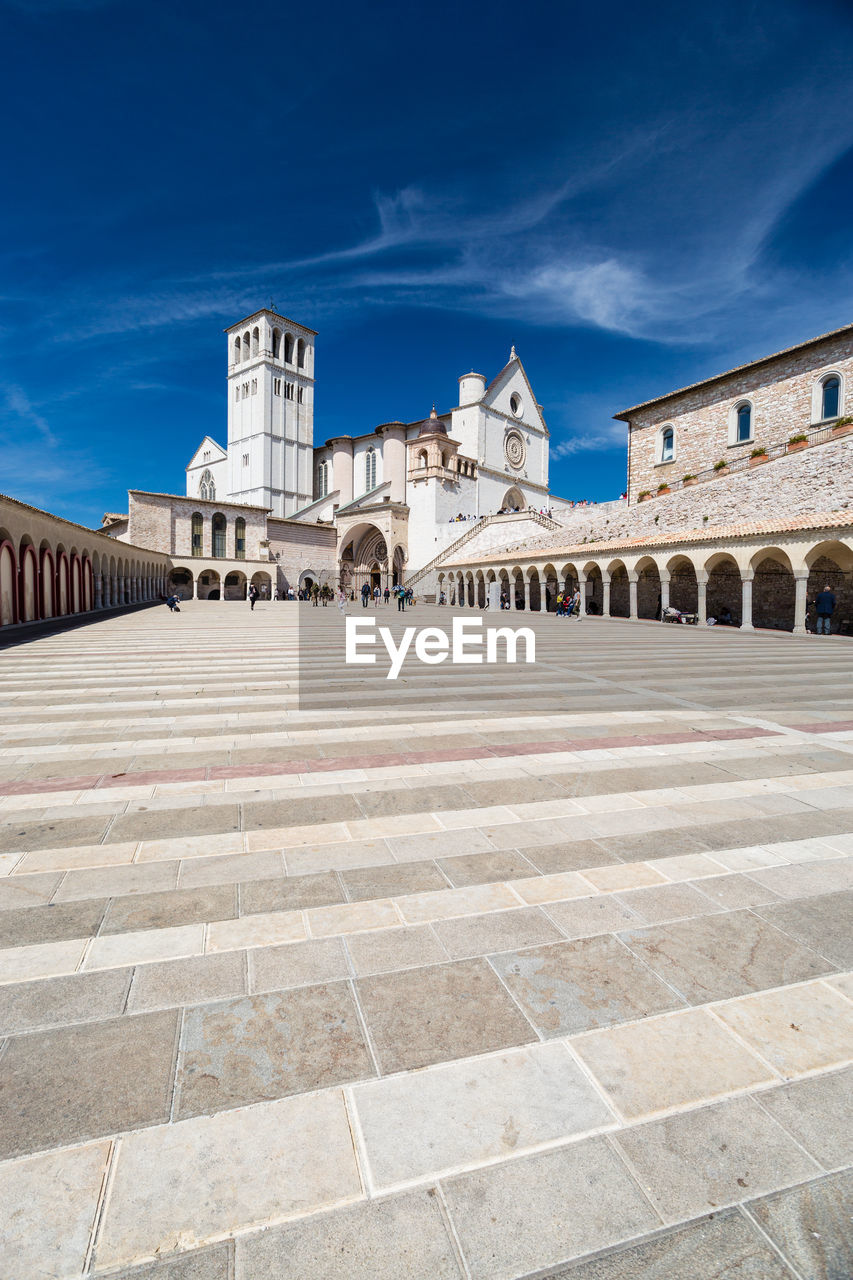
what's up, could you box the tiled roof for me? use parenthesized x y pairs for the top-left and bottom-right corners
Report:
(614, 321), (853, 419)
(443, 511), (853, 567)
(129, 491), (272, 513)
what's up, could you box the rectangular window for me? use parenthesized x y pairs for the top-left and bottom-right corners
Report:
(235, 387), (240, 402)
(251, 379), (258, 395)
(297, 387), (304, 404)
(242, 453), (249, 466)
(273, 378), (281, 395)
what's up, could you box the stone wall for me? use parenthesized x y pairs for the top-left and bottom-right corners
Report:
(513, 435), (853, 557)
(266, 517), (337, 591)
(126, 492), (268, 559)
(624, 331), (852, 503)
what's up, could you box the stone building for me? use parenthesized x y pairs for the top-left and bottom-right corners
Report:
(100, 491), (336, 600)
(427, 323), (853, 633)
(184, 309), (566, 588)
(618, 323), (852, 505)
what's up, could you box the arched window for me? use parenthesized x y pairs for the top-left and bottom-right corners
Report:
(822, 375), (840, 420)
(199, 469), (215, 501)
(272, 328), (281, 359)
(235, 517), (246, 560)
(252, 327), (259, 357)
(418, 450), (428, 468)
(296, 338), (305, 368)
(316, 461), (329, 498)
(233, 337), (241, 363)
(660, 427), (674, 463)
(191, 512), (203, 557)
(284, 333), (294, 363)
(365, 447), (377, 491)
(243, 331), (250, 358)
(212, 513), (226, 559)
(736, 402), (752, 443)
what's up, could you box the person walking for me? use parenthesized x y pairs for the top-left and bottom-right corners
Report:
(396, 585), (406, 612)
(373, 584), (381, 607)
(337, 589), (347, 614)
(248, 584), (259, 612)
(361, 582), (370, 608)
(383, 586), (390, 605)
(815, 583), (836, 635)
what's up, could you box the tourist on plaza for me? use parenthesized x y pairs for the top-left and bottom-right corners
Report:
(361, 582), (370, 608)
(815, 584), (836, 635)
(165, 593), (181, 612)
(248, 584), (259, 611)
(439, 590), (446, 605)
(384, 586), (390, 604)
(396, 585), (406, 611)
(373, 584), (381, 606)
(337, 589), (347, 613)
(556, 592), (564, 616)
(567, 588), (581, 617)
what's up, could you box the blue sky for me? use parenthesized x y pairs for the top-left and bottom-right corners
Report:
(2, 0), (853, 525)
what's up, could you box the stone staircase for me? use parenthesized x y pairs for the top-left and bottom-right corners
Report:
(404, 509), (562, 592)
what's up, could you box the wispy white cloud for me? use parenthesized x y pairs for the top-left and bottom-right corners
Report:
(4, 386), (56, 446)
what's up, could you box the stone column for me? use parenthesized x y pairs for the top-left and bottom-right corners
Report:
(793, 572), (809, 636)
(659, 572), (670, 618)
(523, 579), (531, 611)
(377, 423), (407, 504)
(602, 574), (611, 618)
(628, 573), (638, 620)
(329, 437), (354, 506)
(697, 572), (708, 626)
(740, 573), (754, 631)
(537, 575), (547, 613)
(94, 575), (103, 610)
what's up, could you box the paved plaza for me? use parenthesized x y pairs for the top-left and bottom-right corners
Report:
(0, 603), (851, 1279)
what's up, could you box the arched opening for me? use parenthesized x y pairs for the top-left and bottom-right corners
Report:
(40, 544), (55, 619)
(224, 571), (247, 600)
(272, 328), (281, 359)
(476, 572), (486, 608)
(18, 539), (38, 622)
(212, 513), (226, 558)
(233, 337), (241, 364)
(168, 567), (193, 599)
(635, 558), (662, 620)
(583, 563), (603, 614)
(502, 487), (526, 511)
(191, 512), (203, 557)
(751, 551), (795, 631)
(418, 450), (428, 469)
(659, 426), (674, 464)
(821, 375), (840, 421)
(608, 561), (630, 617)
(0, 536), (17, 626)
(296, 338), (305, 368)
(667, 556), (699, 614)
(542, 563), (558, 612)
(527, 569), (542, 612)
(197, 569), (221, 600)
(806, 542), (853, 633)
(735, 401), (753, 444)
(511, 568), (525, 609)
(235, 517), (246, 560)
(284, 332), (294, 363)
(364, 447), (377, 492)
(252, 327), (259, 356)
(199, 470), (215, 502)
(705, 554), (742, 626)
(56, 549), (69, 616)
(243, 330), (251, 356)
(251, 571), (272, 601)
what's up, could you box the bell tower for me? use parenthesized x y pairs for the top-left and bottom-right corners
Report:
(224, 309), (316, 517)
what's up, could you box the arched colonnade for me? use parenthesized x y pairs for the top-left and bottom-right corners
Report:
(0, 523), (171, 629)
(437, 533), (853, 634)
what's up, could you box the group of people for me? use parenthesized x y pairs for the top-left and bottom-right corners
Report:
(356, 582), (414, 611)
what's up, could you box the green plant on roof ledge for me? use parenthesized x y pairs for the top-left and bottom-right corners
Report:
(750, 446), (768, 459)
(657, 481), (671, 492)
(713, 459), (729, 472)
(682, 474), (698, 485)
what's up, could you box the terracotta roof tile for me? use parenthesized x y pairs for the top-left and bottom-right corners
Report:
(443, 511), (853, 567)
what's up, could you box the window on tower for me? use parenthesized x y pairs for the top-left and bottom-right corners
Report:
(297, 386), (304, 404)
(274, 378), (281, 395)
(242, 453), (249, 467)
(199, 469), (215, 501)
(365, 447), (377, 491)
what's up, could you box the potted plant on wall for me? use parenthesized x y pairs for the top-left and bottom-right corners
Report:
(657, 481), (671, 495)
(713, 459), (729, 476)
(682, 473), (698, 487)
(832, 415), (853, 437)
(637, 490), (651, 503)
(749, 446), (768, 466)
(787, 433), (809, 453)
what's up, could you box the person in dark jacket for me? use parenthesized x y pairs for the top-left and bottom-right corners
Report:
(815, 584), (836, 635)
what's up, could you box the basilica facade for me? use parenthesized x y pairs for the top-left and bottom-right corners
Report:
(181, 308), (565, 593)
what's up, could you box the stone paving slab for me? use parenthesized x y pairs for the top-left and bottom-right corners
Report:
(1, 605), (852, 1278)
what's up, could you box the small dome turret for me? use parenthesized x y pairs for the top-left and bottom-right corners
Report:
(418, 405), (448, 436)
